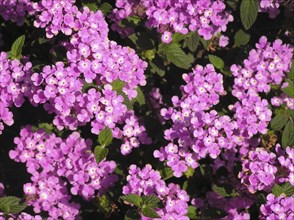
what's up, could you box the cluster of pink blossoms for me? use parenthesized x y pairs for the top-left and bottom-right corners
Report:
(239, 147), (278, 193)
(260, 193), (294, 219)
(191, 149), (257, 219)
(64, 7), (147, 99)
(239, 144), (294, 194)
(30, 7), (150, 150)
(0, 5), (151, 154)
(231, 37), (293, 97)
(154, 64), (239, 177)
(259, 0), (284, 18)
(230, 36), (293, 138)
(271, 82), (294, 109)
(0, 0), (33, 26)
(0, 52), (36, 134)
(9, 126), (118, 219)
(193, 191), (253, 220)
(111, 0), (233, 42)
(31, 62), (150, 153)
(32, 0), (78, 38)
(123, 164), (189, 220)
(258, 0), (294, 18)
(31, 0), (148, 99)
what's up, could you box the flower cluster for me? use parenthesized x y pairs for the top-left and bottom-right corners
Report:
(0, 0), (33, 26)
(13, 213), (42, 220)
(0, 212), (42, 220)
(32, 0), (78, 38)
(271, 82), (294, 109)
(9, 126), (118, 218)
(230, 36), (293, 138)
(193, 191), (253, 220)
(123, 164), (189, 219)
(31, 64), (126, 130)
(230, 92), (272, 138)
(0, 4), (150, 154)
(239, 144), (294, 194)
(30, 6), (150, 153)
(23, 175), (81, 219)
(111, 0), (233, 42)
(231, 37), (293, 97)
(219, 35), (229, 47)
(120, 111), (152, 155)
(276, 146), (294, 186)
(65, 8), (147, 99)
(259, 0), (283, 18)
(260, 193), (294, 219)
(32, 4), (147, 98)
(155, 65), (239, 177)
(0, 52), (36, 134)
(31, 63), (150, 154)
(238, 148), (278, 193)
(271, 94), (294, 109)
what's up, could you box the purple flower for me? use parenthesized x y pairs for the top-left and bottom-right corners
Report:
(219, 35), (229, 47)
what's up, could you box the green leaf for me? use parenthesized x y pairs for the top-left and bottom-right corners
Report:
(6, 202), (26, 214)
(125, 210), (141, 220)
(257, 193), (266, 204)
(185, 32), (200, 52)
(171, 33), (187, 43)
(131, 87), (145, 106)
(120, 194), (142, 207)
(98, 127), (113, 147)
(126, 16), (141, 25)
(203, 207), (227, 218)
(158, 165), (174, 180)
(142, 195), (160, 208)
(118, 91), (134, 110)
(282, 121), (294, 148)
(97, 194), (112, 214)
(111, 80), (133, 110)
(38, 123), (54, 134)
(82, 2), (98, 12)
(142, 49), (156, 61)
(200, 37), (210, 49)
(272, 183), (294, 197)
(112, 79), (125, 91)
(94, 146), (109, 163)
(234, 29), (250, 46)
(187, 206), (198, 219)
(212, 184), (238, 198)
(226, 0), (239, 10)
(208, 55), (225, 70)
(289, 59), (294, 80)
(270, 114), (289, 131)
(287, 109), (294, 120)
(240, 0), (259, 30)
(184, 166), (195, 178)
(150, 59), (165, 77)
(281, 80), (294, 98)
(165, 44), (193, 69)
(0, 196), (26, 215)
(128, 32), (155, 50)
(272, 184), (283, 197)
(10, 35), (25, 59)
(99, 2), (113, 16)
(281, 183), (294, 197)
(141, 207), (160, 218)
